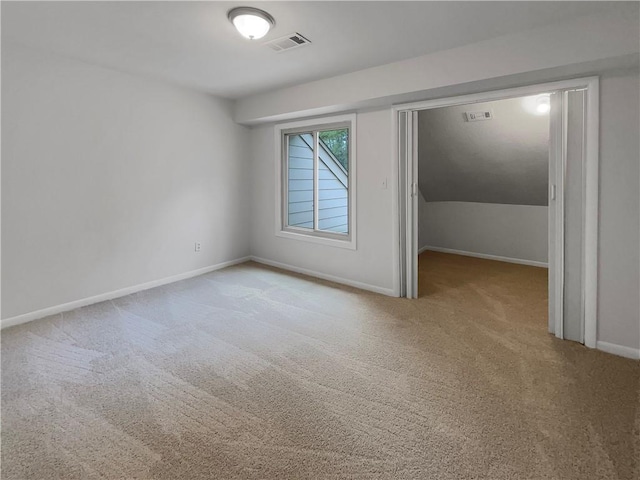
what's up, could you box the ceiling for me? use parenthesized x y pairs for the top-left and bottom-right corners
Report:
(418, 96), (549, 206)
(1, 2), (621, 99)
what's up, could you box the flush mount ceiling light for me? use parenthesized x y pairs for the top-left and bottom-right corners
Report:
(536, 95), (551, 114)
(228, 7), (275, 40)
(521, 94), (552, 115)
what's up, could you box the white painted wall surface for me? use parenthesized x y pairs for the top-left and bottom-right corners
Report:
(249, 109), (396, 295)
(597, 72), (640, 351)
(418, 198), (548, 265)
(248, 69), (640, 352)
(1, 43), (250, 319)
(3, 24), (637, 355)
(238, 8), (639, 354)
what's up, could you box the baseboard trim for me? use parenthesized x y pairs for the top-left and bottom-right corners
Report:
(1, 256), (252, 330)
(418, 245), (548, 268)
(596, 341), (640, 360)
(250, 256), (397, 297)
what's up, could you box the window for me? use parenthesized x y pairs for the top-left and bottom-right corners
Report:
(276, 114), (356, 249)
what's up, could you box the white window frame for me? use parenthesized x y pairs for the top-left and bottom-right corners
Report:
(275, 113), (357, 250)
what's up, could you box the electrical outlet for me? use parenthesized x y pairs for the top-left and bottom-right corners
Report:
(194, 242), (201, 252)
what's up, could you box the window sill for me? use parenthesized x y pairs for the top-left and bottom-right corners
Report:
(275, 229), (356, 250)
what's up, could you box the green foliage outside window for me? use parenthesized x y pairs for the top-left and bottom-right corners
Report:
(319, 129), (349, 172)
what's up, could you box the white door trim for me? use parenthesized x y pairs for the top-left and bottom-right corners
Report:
(582, 80), (599, 349)
(393, 76), (599, 349)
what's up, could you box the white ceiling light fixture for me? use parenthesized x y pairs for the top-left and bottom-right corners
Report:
(536, 94), (551, 114)
(522, 94), (552, 115)
(228, 7), (275, 40)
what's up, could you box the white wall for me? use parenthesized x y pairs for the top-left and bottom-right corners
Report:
(249, 109), (396, 295)
(418, 198), (548, 266)
(597, 72), (640, 351)
(3, 16), (637, 354)
(1, 43), (250, 319)
(247, 68), (640, 353)
(240, 9), (639, 354)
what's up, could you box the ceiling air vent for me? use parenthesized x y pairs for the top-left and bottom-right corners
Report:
(265, 33), (311, 52)
(465, 110), (493, 122)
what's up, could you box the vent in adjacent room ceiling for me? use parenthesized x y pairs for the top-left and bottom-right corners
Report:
(265, 33), (311, 52)
(465, 110), (493, 122)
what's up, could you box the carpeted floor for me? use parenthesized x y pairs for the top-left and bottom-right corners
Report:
(1, 252), (638, 479)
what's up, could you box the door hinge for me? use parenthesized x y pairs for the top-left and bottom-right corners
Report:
(550, 184), (556, 200)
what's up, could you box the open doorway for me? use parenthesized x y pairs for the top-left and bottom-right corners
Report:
(396, 78), (599, 348)
(417, 94), (551, 339)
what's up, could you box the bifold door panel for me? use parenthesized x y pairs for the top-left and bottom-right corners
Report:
(563, 89), (586, 343)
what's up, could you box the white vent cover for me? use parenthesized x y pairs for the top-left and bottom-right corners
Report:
(265, 33), (311, 52)
(465, 110), (493, 122)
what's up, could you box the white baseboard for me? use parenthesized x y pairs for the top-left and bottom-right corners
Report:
(596, 341), (640, 360)
(418, 245), (548, 268)
(1, 256), (252, 330)
(250, 256), (397, 297)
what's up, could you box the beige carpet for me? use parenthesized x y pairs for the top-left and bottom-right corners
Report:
(2, 252), (638, 479)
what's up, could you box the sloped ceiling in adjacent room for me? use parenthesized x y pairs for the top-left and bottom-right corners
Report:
(418, 96), (550, 206)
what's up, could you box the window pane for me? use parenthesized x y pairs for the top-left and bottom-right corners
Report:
(318, 129), (349, 234)
(287, 133), (314, 230)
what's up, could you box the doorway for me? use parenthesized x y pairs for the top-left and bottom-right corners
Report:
(395, 78), (599, 348)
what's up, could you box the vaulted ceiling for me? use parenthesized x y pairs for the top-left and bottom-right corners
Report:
(1, 1), (620, 99)
(418, 96), (550, 206)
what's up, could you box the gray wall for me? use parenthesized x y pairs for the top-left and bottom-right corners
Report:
(2, 41), (637, 353)
(419, 198), (548, 265)
(417, 96), (549, 265)
(239, 8), (639, 353)
(249, 69), (639, 352)
(597, 71), (640, 350)
(249, 109), (396, 295)
(1, 43), (251, 319)
(418, 96), (549, 206)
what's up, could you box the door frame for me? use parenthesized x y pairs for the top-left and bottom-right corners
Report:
(392, 77), (599, 348)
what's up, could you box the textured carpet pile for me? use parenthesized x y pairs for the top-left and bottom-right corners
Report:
(2, 252), (638, 479)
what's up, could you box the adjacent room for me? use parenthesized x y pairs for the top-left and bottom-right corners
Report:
(2, 2), (639, 479)
(417, 95), (550, 337)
